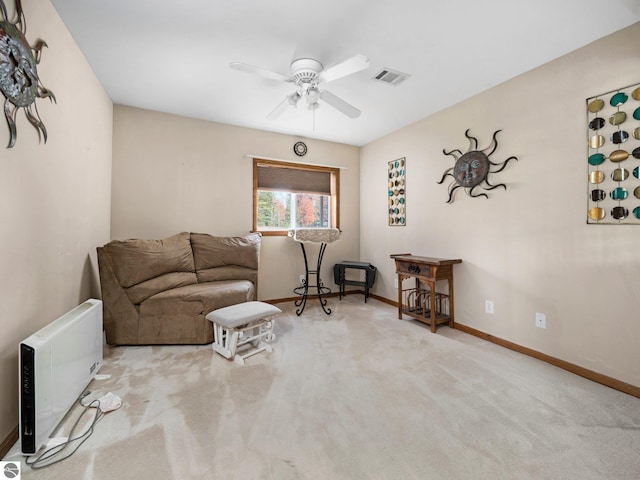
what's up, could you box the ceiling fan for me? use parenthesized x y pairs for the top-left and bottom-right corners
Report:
(230, 54), (369, 119)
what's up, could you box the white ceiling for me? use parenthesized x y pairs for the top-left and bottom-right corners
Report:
(50, 0), (640, 146)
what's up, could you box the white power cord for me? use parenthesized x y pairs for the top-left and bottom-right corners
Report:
(25, 391), (121, 469)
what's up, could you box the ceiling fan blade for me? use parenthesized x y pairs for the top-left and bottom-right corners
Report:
(229, 62), (292, 83)
(319, 54), (370, 83)
(266, 96), (289, 119)
(319, 90), (361, 118)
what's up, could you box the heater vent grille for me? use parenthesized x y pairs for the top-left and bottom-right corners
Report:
(372, 68), (411, 86)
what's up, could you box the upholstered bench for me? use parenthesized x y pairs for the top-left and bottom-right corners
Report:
(205, 301), (281, 365)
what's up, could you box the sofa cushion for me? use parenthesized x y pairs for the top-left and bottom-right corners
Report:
(191, 232), (260, 271)
(103, 232), (195, 287)
(140, 280), (256, 317)
(126, 272), (198, 304)
(195, 265), (256, 284)
(135, 280), (256, 344)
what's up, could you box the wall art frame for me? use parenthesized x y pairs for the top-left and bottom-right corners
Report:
(586, 81), (640, 224)
(388, 157), (406, 226)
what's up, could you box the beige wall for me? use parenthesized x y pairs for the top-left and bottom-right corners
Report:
(360, 23), (640, 387)
(0, 1), (113, 443)
(3, 2), (635, 449)
(111, 105), (360, 300)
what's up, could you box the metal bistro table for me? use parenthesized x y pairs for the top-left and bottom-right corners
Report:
(289, 228), (341, 316)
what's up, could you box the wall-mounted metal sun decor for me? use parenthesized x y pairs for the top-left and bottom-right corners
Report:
(0, 0), (55, 148)
(437, 129), (517, 203)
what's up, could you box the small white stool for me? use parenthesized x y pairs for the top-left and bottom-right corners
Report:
(206, 301), (281, 365)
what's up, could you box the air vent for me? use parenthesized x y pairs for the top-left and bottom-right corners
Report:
(372, 68), (410, 86)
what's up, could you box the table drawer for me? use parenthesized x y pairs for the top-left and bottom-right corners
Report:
(395, 260), (452, 280)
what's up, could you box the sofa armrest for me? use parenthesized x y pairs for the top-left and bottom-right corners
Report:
(97, 247), (140, 345)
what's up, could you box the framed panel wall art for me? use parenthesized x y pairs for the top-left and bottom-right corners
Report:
(586, 82), (640, 224)
(388, 158), (406, 225)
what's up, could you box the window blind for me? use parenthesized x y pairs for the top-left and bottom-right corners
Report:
(256, 164), (331, 194)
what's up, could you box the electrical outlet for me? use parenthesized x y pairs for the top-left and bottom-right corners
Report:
(394, 278), (398, 289)
(535, 312), (546, 329)
(485, 300), (494, 314)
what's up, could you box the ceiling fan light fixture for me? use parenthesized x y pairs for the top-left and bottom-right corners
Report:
(287, 91), (300, 106)
(306, 87), (320, 105)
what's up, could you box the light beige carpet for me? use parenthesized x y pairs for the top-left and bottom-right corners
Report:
(7, 296), (640, 479)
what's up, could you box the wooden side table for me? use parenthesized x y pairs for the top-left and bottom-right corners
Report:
(390, 254), (462, 333)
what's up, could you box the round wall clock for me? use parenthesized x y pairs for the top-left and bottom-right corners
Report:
(293, 141), (307, 156)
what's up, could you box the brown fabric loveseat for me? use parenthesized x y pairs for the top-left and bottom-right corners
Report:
(97, 232), (261, 345)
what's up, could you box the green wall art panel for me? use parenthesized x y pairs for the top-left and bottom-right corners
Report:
(586, 82), (640, 224)
(388, 158), (406, 225)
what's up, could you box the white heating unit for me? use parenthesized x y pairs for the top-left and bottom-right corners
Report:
(19, 299), (103, 455)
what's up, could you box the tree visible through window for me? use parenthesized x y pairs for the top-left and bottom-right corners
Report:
(253, 158), (339, 235)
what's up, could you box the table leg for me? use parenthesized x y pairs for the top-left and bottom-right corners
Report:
(448, 277), (455, 329)
(429, 280), (437, 333)
(397, 274), (402, 319)
(315, 243), (331, 315)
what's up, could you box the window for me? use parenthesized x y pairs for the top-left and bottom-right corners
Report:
(253, 158), (340, 235)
